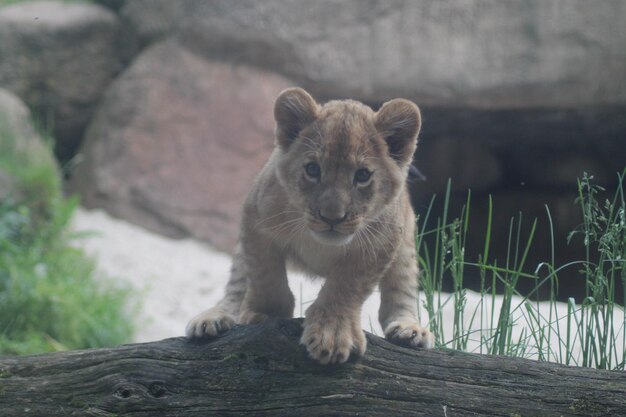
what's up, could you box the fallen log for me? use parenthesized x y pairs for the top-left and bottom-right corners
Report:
(0, 318), (625, 416)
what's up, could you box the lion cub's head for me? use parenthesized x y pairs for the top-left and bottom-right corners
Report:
(273, 88), (421, 246)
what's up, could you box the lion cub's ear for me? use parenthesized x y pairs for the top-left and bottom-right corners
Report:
(274, 87), (319, 149)
(375, 99), (421, 166)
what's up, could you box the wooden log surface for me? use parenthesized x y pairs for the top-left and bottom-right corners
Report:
(0, 318), (625, 416)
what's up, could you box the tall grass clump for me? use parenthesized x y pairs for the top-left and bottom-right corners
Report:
(0, 123), (134, 355)
(417, 170), (625, 370)
(566, 172), (626, 369)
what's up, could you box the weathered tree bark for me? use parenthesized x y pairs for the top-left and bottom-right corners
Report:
(0, 319), (625, 416)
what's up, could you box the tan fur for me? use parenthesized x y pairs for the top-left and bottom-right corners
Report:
(186, 88), (434, 364)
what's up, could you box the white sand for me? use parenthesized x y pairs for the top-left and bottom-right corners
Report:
(72, 207), (623, 365)
(70, 208), (409, 341)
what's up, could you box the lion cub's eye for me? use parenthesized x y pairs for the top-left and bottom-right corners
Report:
(305, 162), (321, 179)
(354, 168), (372, 184)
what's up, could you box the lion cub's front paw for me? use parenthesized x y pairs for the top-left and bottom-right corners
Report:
(186, 308), (236, 338)
(300, 312), (366, 365)
(384, 320), (435, 349)
(238, 309), (270, 325)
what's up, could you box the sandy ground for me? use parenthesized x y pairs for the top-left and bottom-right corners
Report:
(72, 207), (623, 364)
(71, 207), (381, 342)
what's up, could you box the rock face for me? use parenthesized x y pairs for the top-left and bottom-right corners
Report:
(0, 0), (127, 160)
(120, 0), (626, 108)
(71, 40), (293, 251)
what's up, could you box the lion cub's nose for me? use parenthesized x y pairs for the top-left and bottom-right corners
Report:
(318, 210), (348, 227)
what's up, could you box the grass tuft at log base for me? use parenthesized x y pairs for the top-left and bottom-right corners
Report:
(418, 169), (626, 370)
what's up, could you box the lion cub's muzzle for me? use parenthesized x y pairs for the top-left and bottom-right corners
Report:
(318, 210), (348, 227)
(308, 210), (360, 246)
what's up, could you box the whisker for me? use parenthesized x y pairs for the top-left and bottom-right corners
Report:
(357, 225), (378, 266)
(362, 221), (394, 262)
(283, 217), (308, 246)
(255, 210), (303, 228)
(354, 230), (368, 263)
(265, 217), (307, 234)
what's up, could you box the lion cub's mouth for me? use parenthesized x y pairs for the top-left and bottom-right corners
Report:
(306, 213), (361, 246)
(311, 229), (354, 246)
(309, 228), (355, 246)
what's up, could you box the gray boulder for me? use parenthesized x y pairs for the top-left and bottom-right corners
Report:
(70, 40), (294, 251)
(0, 0), (128, 160)
(121, 0), (626, 108)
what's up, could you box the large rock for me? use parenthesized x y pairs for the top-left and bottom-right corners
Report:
(0, 1), (128, 160)
(121, 0), (626, 108)
(71, 40), (293, 252)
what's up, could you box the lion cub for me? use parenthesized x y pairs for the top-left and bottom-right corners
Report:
(186, 87), (434, 364)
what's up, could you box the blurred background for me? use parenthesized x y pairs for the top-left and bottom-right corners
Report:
(0, 0), (625, 352)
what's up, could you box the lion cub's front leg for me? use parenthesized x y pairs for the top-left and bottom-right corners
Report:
(237, 234), (295, 325)
(186, 245), (248, 338)
(186, 236), (294, 338)
(379, 241), (434, 349)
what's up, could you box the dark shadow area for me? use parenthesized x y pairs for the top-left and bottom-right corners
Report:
(409, 105), (626, 303)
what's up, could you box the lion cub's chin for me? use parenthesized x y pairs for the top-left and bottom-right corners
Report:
(310, 229), (355, 246)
